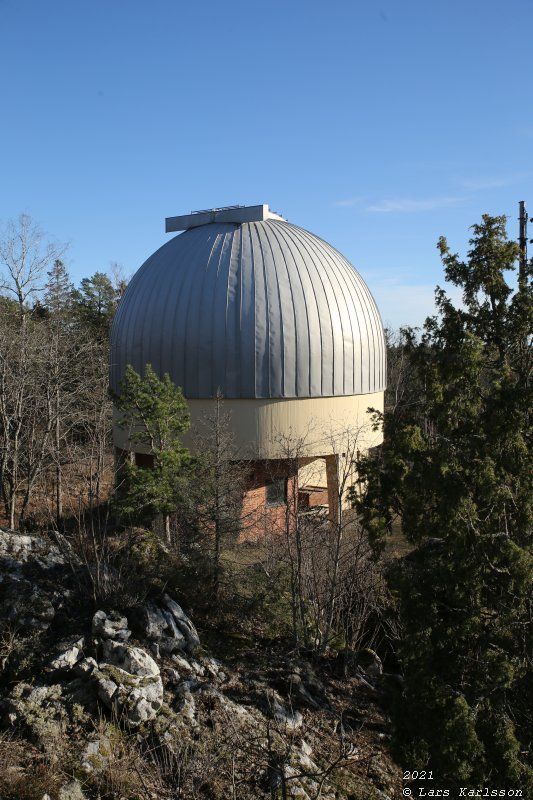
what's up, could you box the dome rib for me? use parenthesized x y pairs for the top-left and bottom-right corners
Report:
(267, 221), (311, 396)
(273, 221), (329, 396)
(110, 218), (386, 399)
(279, 221), (339, 396)
(294, 223), (364, 393)
(241, 224), (258, 397)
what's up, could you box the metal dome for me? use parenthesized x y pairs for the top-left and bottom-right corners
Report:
(110, 210), (386, 399)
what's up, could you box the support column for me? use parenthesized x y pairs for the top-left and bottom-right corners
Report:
(325, 454), (340, 526)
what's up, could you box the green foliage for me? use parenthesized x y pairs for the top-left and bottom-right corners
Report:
(71, 271), (119, 338)
(44, 259), (74, 318)
(0, 294), (20, 318)
(113, 364), (192, 528)
(356, 215), (533, 789)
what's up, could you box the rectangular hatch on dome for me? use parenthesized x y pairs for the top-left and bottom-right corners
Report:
(165, 204), (285, 232)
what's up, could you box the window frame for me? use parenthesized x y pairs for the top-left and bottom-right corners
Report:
(265, 477), (287, 507)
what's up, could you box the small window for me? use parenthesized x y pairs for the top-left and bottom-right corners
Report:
(265, 478), (287, 506)
(135, 452), (154, 468)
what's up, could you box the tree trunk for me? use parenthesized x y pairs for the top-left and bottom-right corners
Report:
(164, 513), (171, 545)
(55, 406), (62, 527)
(8, 494), (16, 530)
(213, 516), (221, 601)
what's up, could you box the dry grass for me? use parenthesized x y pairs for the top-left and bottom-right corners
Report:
(0, 724), (176, 800)
(0, 735), (65, 800)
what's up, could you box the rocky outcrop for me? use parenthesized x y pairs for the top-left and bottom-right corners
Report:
(94, 634), (164, 725)
(0, 529), (403, 799)
(91, 609), (131, 641)
(130, 592), (200, 655)
(0, 530), (67, 569)
(0, 531), (198, 728)
(0, 530), (70, 636)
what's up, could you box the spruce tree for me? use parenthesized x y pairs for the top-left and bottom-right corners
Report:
(113, 364), (192, 543)
(71, 271), (119, 339)
(44, 260), (76, 526)
(356, 215), (533, 790)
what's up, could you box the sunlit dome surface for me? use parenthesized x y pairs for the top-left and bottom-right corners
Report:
(110, 208), (386, 399)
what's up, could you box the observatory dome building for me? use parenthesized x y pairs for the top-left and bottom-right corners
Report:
(110, 204), (386, 531)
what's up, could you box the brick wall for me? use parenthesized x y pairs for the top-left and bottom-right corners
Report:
(239, 459), (299, 542)
(115, 449), (305, 542)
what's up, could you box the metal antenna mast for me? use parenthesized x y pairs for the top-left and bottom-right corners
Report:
(518, 200), (528, 291)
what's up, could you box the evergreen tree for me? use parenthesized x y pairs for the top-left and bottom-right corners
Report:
(43, 260), (76, 525)
(189, 392), (247, 600)
(356, 215), (533, 790)
(113, 364), (192, 543)
(71, 271), (119, 339)
(44, 259), (74, 318)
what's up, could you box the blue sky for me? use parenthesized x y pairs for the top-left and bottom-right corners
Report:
(1, 0), (532, 329)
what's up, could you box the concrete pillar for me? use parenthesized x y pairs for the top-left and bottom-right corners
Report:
(325, 454), (340, 525)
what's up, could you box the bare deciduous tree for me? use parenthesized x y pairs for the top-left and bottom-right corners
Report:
(0, 213), (66, 326)
(384, 326), (421, 415)
(263, 422), (388, 654)
(0, 314), (56, 528)
(189, 391), (249, 599)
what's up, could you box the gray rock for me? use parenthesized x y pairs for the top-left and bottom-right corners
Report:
(301, 739), (313, 757)
(92, 642), (164, 725)
(80, 738), (110, 774)
(137, 602), (168, 639)
(2, 580), (61, 631)
(162, 593), (200, 650)
(73, 656), (98, 679)
(160, 607), (185, 645)
(190, 659), (205, 676)
(0, 531), (65, 569)
(27, 684), (63, 705)
(123, 677), (164, 725)
(95, 673), (118, 706)
(131, 594), (200, 654)
(172, 653), (194, 673)
(48, 644), (83, 671)
(101, 640), (159, 677)
(132, 601), (186, 654)
(198, 685), (252, 720)
(272, 701), (303, 730)
(176, 678), (199, 695)
(131, 594), (200, 655)
(266, 689), (303, 730)
(164, 667), (181, 684)
(95, 662), (164, 725)
(280, 767), (311, 799)
(288, 672), (321, 709)
(58, 780), (86, 800)
(4, 683), (66, 746)
(177, 691), (197, 726)
(203, 656), (222, 679)
(92, 610), (131, 641)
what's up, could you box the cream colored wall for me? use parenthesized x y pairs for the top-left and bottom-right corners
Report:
(298, 458), (328, 488)
(113, 392), (384, 460)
